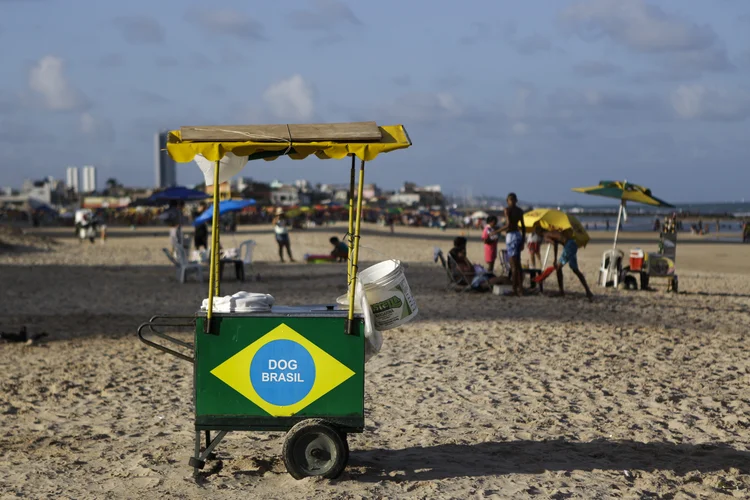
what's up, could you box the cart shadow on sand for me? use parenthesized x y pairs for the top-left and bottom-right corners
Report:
(347, 439), (750, 482)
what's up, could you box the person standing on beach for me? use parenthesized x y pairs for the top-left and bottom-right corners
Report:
(498, 193), (526, 296)
(482, 215), (501, 272)
(538, 229), (594, 301)
(273, 208), (295, 262)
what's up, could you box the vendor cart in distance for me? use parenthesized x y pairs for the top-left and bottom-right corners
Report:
(621, 231), (679, 293)
(137, 122), (411, 479)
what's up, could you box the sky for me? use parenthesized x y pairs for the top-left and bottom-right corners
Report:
(0, 0), (749, 204)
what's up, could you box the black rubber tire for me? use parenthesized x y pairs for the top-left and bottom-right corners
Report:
(283, 419), (348, 480)
(624, 275), (638, 290)
(672, 276), (679, 293)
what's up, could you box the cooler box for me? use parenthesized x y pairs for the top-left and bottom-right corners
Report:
(629, 249), (645, 271)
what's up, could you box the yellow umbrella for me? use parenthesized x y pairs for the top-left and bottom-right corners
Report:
(523, 208), (590, 248)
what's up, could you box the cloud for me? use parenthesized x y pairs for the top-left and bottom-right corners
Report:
(185, 8), (266, 41)
(262, 74), (315, 121)
(670, 85), (750, 121)
(572, 60), (621, 77)
(80, 112), (115, 142)
(561, 1), (731, 77)
(289, 0), (362, 31)
(113, 16), (164, 44)
(560, 0), (716, 53)
(28, 55), (87, 111)
(498, 21), (551, 55)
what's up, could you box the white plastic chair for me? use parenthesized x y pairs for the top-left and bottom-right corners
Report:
(598, 249), (624, 287)
(163, 246), (203, 284)
(238, 240), (257, 277)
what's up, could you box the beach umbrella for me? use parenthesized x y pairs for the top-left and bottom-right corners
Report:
(149, 186), (210, 203)
(193, 199), (256, 226)
(572, 180), (673, 251)
(470, 210), (488, 219)
(523, 208), (590, 248)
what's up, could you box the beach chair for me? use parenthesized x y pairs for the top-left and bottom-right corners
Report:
(433, 247), (471, 292)
(238, 239), (257, 278)
(598, 249), (624, 287)
(163, 246), (204, 284)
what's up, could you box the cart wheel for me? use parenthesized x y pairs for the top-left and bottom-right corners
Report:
(283, 419), (348, 480)
(672, 276), (679, 293)
(623, 275), (638, 290)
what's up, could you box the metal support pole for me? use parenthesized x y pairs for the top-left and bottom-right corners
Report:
(347, 155), (355, 284)
(205, 160), (221, 333)
(613, 200), (624, 252)
(346, 159), (366, 334)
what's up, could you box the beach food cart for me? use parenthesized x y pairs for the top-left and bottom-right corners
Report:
(137, 122), (412, 479)
(621, 230), (679, 292)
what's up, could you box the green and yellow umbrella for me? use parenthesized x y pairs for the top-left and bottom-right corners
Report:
(572, 180), (673, 207)
(572, 179), (673, 250)
(523, 208), (590, 248)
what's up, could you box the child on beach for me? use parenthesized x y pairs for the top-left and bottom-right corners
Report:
(527, 224), (543, 268)
(497, 193), (526, 296)
(535, 229), (593, 300)
(329, 236), (349, 262)
(482, 215), (501, 272)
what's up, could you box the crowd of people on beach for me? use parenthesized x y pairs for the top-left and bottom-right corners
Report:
(446, 193), (594, 300)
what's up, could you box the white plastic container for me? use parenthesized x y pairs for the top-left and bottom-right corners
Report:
(337, 260), (418, 331)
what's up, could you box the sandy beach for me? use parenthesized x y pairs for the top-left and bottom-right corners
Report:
(1, 223), (749, 499)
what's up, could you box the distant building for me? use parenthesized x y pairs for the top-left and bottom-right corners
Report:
(271, 184), (311, 206)
(66, 166), (79, 193)
(81, 165), (97, 193)
(389, 182), (444, 208)
(236, 178), (272, 205)
(155, 131), (177, 188)
(0, 177), (68, 207)
(362, 183), (381, 200)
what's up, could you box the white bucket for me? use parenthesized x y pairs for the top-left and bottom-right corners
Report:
(355, 260), (418, 331)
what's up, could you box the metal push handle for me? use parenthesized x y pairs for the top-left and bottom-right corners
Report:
(137, 315), (196, 363)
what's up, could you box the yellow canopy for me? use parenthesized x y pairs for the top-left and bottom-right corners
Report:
(523, 208), (590, 248)
(167, 125), (411, 163)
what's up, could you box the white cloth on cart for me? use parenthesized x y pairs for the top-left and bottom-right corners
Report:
(201, 291), (274, 313)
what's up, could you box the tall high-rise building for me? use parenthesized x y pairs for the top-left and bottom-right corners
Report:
(81, 165), (97, 193)
(66, 166), (79, 193)
(155, 131), (177, 188)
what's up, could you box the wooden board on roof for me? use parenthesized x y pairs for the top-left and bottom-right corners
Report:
(180, 121), (382, 143)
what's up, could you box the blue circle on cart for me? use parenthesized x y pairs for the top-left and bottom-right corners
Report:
(250, 339), (315, 406)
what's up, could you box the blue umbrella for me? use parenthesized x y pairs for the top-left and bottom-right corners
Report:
(194, 199), (257, 226)
(149, 186), (210, 203)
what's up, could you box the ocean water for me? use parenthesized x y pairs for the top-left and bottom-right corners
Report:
(550, 202), (750, 233)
